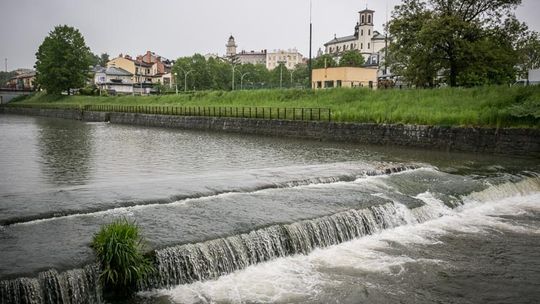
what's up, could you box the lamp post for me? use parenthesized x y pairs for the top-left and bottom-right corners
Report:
(231, 63), (238, 90)
(289, 70), (295, 87)
(240, 72), (250, 90)
(174, 72), (178, 95)
(277, 60), (286, 89)
(180, 68), (194, 92)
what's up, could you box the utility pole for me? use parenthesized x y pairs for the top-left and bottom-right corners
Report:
(308, 0), (313, 89)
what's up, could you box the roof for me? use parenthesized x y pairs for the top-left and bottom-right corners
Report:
(372, 31), (386, 40)
(324, 35), (357, 46)
(105, 67), (133, 76)
(359, 9), (375, 13)
(10, 71), (36, 80)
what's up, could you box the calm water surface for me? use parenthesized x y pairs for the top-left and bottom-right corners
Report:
(0, 114), (538, 304)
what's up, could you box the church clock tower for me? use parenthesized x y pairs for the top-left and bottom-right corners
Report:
(226, 35), (237, 57)
(358, 9), (375, 55)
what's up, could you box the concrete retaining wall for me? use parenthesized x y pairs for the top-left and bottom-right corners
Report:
(2, 106), (539, 157)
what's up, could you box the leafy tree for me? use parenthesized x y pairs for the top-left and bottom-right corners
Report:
(99, 53), (110, 66)
(388, 0), (524, 87)
(312, 54), (337, 69)
(339, 50), (365, 67)
(35, 25), (92, 94)
(0, 71), (17, 88)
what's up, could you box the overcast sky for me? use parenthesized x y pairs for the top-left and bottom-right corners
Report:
(1, 0), (539, 70)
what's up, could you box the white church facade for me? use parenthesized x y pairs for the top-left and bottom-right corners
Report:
(324, 9), (387, 67)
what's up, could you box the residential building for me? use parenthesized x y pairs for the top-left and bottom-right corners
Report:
(324, 9), (388, 67)
(6, 70), (36, 90)
(266, 49), (303, 70)
(94, 66), (134, 94)
(225, 35), (304, 70)
(312, 67), (378, 89)
(136, 51), (174, 84)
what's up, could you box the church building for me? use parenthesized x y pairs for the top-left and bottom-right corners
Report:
(324, 9), (386, 66)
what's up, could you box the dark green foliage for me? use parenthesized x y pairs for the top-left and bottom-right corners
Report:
(92, 219), (154, 295)
(339, 50), (365, 67)
(0, 71), (17, 87)
(312, 54), (337, 69)
(172, 54), (308, 90)
(388, 0), (530, 87)
(35, 25), (92, 94)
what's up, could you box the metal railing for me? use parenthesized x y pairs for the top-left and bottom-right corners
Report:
(82, 105), (332, 122)
(2, 103), (332, 122)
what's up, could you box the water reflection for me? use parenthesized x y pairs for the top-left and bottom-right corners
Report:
(36, 119), (94, 185)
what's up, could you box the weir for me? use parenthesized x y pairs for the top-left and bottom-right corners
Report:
(0, 265), (101, 304)
(1, 164), (418, 226)
(1, 176), (539, 304)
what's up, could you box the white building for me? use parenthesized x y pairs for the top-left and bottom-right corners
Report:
(94, 66), (134, 94)
(266, 49), (303, 70)
(225, 36), (304, 70)
(324, 9), (387, 67)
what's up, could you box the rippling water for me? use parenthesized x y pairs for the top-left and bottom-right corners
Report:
(0, 114), (539, 304)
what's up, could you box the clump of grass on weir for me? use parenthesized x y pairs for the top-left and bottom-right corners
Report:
(92, 218), (154, 298)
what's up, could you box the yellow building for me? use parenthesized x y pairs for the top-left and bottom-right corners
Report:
(107, 55), (153, 84)
(312, 67), (377, 89)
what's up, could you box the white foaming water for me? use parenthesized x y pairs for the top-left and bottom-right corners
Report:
(142, 178), (540, 304)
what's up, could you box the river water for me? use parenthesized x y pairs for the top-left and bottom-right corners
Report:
(0, 114), (539, 304)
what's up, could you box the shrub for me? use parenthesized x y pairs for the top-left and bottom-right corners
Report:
(92, 219), (154, 295)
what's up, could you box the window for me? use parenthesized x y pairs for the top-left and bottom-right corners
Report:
(361, 15), (365, 24)
(368, 43), (370, 49)
(368, 29), (371, 36)
(368, 15), (371, 24)
(361, 29), (363, 36)
(361, 43), (363, 49)
(317, 81), (322, 88)
(351, 43), (354, 49)
(337, 80), (342, 87)
(324, 80), (334, 88)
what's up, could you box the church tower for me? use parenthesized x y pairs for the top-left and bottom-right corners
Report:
(358, 9), (374, 55)
(226, 35), (237, 57)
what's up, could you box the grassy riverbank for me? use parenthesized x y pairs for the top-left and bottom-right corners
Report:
(8, 86), (540, 128)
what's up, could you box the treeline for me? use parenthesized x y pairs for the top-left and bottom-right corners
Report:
(171, 54), (310, 91)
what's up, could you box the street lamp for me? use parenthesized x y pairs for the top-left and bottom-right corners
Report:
(240, 72), (250, 90)
(289, 69), (295, 87)
(231, 63), (239, 90)
(277, 60), (286, 89)
(179, 68), (194, 92)
(174, 72), (178, 95)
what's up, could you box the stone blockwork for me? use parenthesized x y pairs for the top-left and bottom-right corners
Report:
(2, 107), (539, 157)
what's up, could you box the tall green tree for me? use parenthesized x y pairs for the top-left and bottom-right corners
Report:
(388, 0), (524, 87)
(35, 25), (92, 94)
(339, 50), (365, 67)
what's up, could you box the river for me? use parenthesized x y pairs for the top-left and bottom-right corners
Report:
(0, 114), (538, 304)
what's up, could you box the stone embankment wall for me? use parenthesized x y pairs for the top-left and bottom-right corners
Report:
(2, 107), (539, 157)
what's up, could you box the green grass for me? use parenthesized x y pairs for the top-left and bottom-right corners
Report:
(92, 219), (154, 296)
(9, 86), (540, 128)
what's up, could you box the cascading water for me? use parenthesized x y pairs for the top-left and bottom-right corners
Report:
(144, 202), (428, 290)
(0, 265), (102, 304)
